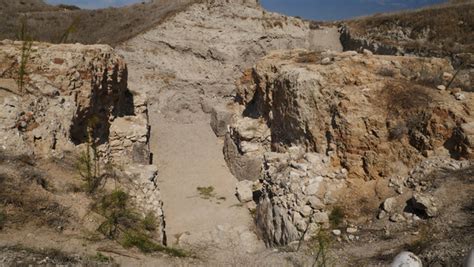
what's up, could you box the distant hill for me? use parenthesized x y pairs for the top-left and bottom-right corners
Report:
(0, 0), (197, 45)
(341, 1), (473, 67)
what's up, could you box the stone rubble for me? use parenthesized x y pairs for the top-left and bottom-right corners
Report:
(224, 49), (473, 246)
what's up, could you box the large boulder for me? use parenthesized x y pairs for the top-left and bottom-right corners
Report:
(410, 193), (439, 218)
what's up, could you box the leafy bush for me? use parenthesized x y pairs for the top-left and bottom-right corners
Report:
(94, 190), (188, 257)
(96, 190), (138, 239)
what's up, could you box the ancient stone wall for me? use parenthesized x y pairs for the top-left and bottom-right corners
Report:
(0, 40), (165, 243)
(223, 49), (473, 246)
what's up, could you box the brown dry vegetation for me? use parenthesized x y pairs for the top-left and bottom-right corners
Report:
(0, 153), (72, 230)
(0, 0), (199, 46)
(345, 2), (474, 60)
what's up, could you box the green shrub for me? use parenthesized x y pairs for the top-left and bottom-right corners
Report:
(329, 206), (345, 228)
(309, 230), (333, 267)
(142, 212), (157, 231)
(90, 252), (112, 263)
(76, 117), (103, 194)
(96, 190), (138, 239)
(95, 190), (189, 258)
(16, 17), (33, 94)
(122, 230), (187, 257)
(197, 186), (215, 199)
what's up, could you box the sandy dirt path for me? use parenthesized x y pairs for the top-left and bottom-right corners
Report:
(148, 112), (256, 246)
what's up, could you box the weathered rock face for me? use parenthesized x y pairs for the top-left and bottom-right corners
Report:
(0, 41), (165, 243)
(117, 0), (342, 124)
(0, 41), (134, 159)
(225, 49), (473, 246)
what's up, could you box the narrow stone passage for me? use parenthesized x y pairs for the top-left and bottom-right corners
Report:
(148, 112), (257, 248)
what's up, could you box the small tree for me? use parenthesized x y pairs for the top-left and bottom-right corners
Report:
(76, 117), (103, 194)
(16, 17), (33, 94)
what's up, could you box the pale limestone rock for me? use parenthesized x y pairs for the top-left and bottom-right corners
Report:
(312, 211), (329, 224)
(390, 251), (422, 267)
(332, 229), (342, 236)
(236, 180), (254, 203)
(383, 197), (397, 213)
(210, 104), (235, 137)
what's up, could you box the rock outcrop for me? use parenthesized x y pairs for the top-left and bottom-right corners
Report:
(0, 41), (138, 159)
(224, 49), (473, 245)
(117, 0), (342, 124)
(0, 40), (165, 243)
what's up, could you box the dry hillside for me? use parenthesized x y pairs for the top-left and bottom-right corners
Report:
(0, 0), (197, 45)
(341, 2), (473, 66)
(0, 0), (473, 266)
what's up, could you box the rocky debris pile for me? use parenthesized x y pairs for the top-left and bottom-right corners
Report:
(221, 49), (473, 246)
(378, 157), (471, 222)
(0, 41), (165, 243)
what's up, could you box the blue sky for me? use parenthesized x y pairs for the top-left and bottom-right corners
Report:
(46, 0), (446, 20)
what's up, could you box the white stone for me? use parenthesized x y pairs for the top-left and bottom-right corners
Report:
(383, 197), (397, 213)
(436, 85), (446, 91)
(346, 227), (358, 234)
(362, 49), (373, 56)
(301, 205), (313, 217)
(236, 180), (254, 203)
(321, 57), (331, 65)
(312, 211), (329, 224)
(308, 196), (325, 210)
(291, 161), (308, 172)
(332, 229), (341, 236)
(240, 141), (260, 153)
(442, 72), (453, 81)
(305, 182), (320, 196)
(390, 213), (405, 222)
(390, 251), (422, 267)
(455, 92), (466, 101)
